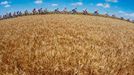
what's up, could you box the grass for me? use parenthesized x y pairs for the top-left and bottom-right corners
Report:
(0, 14), (134, 75)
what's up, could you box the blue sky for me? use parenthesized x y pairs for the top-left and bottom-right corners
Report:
(0, 0), (134, 20)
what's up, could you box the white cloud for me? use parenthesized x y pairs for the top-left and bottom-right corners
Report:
(0, 1), (11, 8)
(4, 4), (10, 7)
(118, 11), (134, 20)
(97, 3), (110, 8)
(34, 0), (43, 4)
(0, 1), (9, 5)
(51, 4), (58, 7)
(118, 11), (125, 13)
(119, 11), (134, 17)
(126, 13), (134, 17)
(71, 2), (83, 6)
(106, 0), (118, 3)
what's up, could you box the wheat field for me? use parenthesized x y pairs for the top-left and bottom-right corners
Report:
(0, 14), (134, 75)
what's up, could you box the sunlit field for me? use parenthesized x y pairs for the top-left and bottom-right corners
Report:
(0, 14), (134, 75)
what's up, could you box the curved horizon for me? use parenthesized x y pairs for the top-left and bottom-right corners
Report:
(0, 0), (134, 20)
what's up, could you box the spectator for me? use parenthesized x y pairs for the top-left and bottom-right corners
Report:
(132, 20), (134, 23)
(16, 11), (22, 16)
(13, 12), (17, 17)
(38, 8), (43, 14)
(72, 8), (77, 14)
(32, 8), (37, 15)
(16, 11), (20, 16)
(112, 14), (116, 17)
(3, 14), (7, 19)
(105, 12), (109, 16)
(6, 13), (9, 18)
(94, 10), (99, 15)
(120, 17), (124, 20)
(19, 11), (22, 16)
(9, 12), (12, 18)
(127, 19), (130, 21)
(0, 15), (2, 20)
(63, 8), (67, 13)
(44, 8), (48, 14)
(54, 8), (60, 13)
(83, 9), (88, 15)
(24, 10), (29, 15)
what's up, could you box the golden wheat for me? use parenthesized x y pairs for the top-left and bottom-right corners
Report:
(0, 14), (134, 75)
